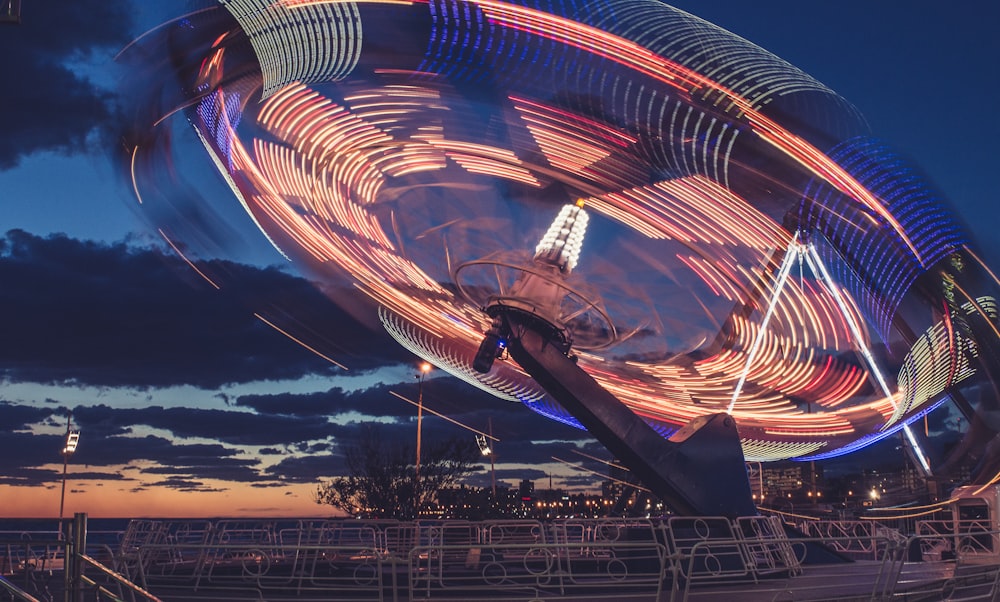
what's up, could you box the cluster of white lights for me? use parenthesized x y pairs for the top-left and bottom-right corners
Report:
(895, 297), (993, 423)
(63, 432), (80, 455)
(534, 201), (589, 273)
(740, 439), (825, 463)
(220, 0), (362, 99)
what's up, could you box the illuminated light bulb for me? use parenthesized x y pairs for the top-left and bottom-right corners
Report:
(63, 432), (80, 454)
(533, 203), (589, 273)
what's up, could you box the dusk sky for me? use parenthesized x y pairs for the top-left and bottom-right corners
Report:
(0, 1), (997, 518)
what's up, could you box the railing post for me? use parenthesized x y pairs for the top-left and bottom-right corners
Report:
(65, 512), (87, 602)
(62, 520), (71, 601)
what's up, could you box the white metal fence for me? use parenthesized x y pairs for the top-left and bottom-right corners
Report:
(3, 516), (1000, 601)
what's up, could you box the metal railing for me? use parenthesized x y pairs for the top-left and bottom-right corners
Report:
(5, 514), (1000, 601)
(0, 514), (162, 602)
(0, 530), (62, 601)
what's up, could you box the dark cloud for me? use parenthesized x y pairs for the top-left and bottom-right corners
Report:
(63, 470), (131, 482)
(0, 230), (608, 492)
(0, 2), (135, 169)
(0, 430), (68, 472)
(264, 454), (346, 483)
(140, 461), (264, 485)
(236, 376), (601, 473)
(84, 433), (243, 467)
(235, 378), (519, 420)
(0, 466), (61, 487)
(236, 389), (352, 418)
(0, 401), (52, 430)
(493, 468), (548, 483)
(0, 385), (606, 490)
(0, 230), (410, 388)
(235, 377), (583, 447)
(560, 474), (601, 488)
(71, 404), (332, 448)
(142, 477), (227, 493)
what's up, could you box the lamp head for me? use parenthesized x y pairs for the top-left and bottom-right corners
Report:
(63, 432), (80, 455)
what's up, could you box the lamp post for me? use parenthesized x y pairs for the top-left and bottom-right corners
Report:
(59, 413), (80, 525)
(487, 418), (496, 499)
(415, 361), (432, 477)
(476, 418), (497, 499)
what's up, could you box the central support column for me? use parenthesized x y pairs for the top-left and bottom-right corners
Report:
(501, 311), (756, 518)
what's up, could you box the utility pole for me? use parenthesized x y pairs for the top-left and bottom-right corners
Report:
(415, 362), (431, 477)
(488, 417), (497, 499)
(59, 413), (80, 526)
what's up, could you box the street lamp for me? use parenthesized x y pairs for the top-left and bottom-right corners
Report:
(415, 361), (432, 476)
(476, 434), (491, 456)
(475, 417), (497, 498)
(59, 413), (80, 525)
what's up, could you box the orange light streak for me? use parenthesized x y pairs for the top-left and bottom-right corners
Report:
(158, 229), (220, 289)
(253, 313), (348, 369)
(472, 0), (923, 263)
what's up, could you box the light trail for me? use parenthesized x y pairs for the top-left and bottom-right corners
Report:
(157, 229), (220, 290)
(728, 233), (800, 413)
(550, 456), (651, 493)
(253, 313), (348, 370)
(390, 390), (500, 442)
(120, 0), (991, 467)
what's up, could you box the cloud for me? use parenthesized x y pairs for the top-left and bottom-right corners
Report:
(264, 454), (346, 483)
(493, 468), (548, 483)
(0, 3), (135, 169)
(142, 477), (227, 493)
(0, 429), (68, 472)
(0, 466), (62, 487)
(0, 401), (52, 430)
(74, 404), (334, 448)
(236, 376), (602, 472)
(0, 387), (603, 490)
(0, 232), (608, 492)
(140, 461), (264, 486)
(0, 230), (410, 388)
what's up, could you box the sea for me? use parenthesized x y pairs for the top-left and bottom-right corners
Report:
(0, 517), (136, 549)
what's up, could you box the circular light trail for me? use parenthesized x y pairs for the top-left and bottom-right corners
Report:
(120, 0), (1000, 465)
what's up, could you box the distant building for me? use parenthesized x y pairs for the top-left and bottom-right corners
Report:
(756, 462), (824, 504)
(518, 479), (534, 502)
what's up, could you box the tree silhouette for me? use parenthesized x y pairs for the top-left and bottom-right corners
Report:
(315, 425), (479, 519)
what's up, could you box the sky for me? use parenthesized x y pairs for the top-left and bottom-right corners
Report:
(0, 1), (997, 518)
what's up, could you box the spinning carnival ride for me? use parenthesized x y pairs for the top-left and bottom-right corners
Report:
(121, 0), (1000, 510)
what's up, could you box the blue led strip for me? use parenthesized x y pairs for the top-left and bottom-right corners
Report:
(420, 0), (582, 91)
(798, 137), (966, 339)
(800, 397), (950, 461)
(418, 0), (869, 189)
(522, 398), (585, 430)
(522, 397), (678, 440)
(196, 91), (243, 169)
